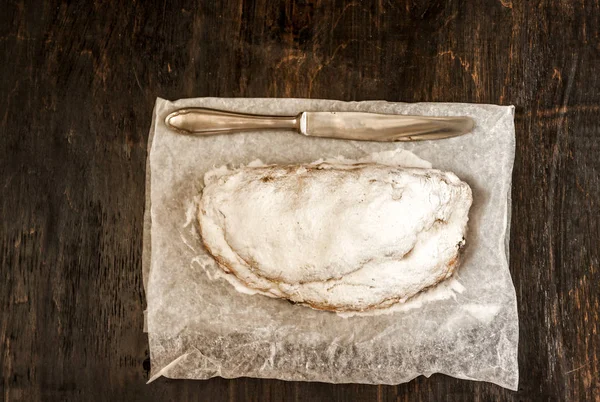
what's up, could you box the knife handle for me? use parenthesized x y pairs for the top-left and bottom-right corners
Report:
(165, 108), (301, 135)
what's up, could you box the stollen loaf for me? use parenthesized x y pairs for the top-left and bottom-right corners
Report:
(198, 162), (472, 312)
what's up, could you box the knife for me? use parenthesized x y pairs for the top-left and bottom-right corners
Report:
(164, 108), (474, 141)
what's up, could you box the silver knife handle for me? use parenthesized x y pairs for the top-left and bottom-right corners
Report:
(165, 108), (301, 135)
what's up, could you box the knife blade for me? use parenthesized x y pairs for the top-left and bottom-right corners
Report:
(165, 108), (474, 142)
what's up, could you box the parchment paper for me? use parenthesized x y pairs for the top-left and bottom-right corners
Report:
(143, 97), (518, 389)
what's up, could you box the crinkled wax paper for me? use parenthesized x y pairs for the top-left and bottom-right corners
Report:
(143, 97), (518, 389)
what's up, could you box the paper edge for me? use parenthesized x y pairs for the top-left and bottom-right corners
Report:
(142, 97), (164, 333)
(501, 105), (519, 390)
(165, 96), (513, 111)
(153, 359), (518, 391)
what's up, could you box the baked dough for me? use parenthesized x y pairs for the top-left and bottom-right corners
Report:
(198, 162), (472, 312)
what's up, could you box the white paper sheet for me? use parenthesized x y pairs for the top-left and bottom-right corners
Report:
(143, 97), (518, 389)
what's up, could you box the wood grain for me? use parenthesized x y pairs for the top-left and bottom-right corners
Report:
(1, 0), (598, 400)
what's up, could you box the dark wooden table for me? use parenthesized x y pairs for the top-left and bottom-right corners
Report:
(2, 1), (599, 401)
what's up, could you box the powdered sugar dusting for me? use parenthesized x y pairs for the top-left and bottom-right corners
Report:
(200, 149), (469, 316)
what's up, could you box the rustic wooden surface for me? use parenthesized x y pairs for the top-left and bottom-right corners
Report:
(1, 0), (599, 401)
